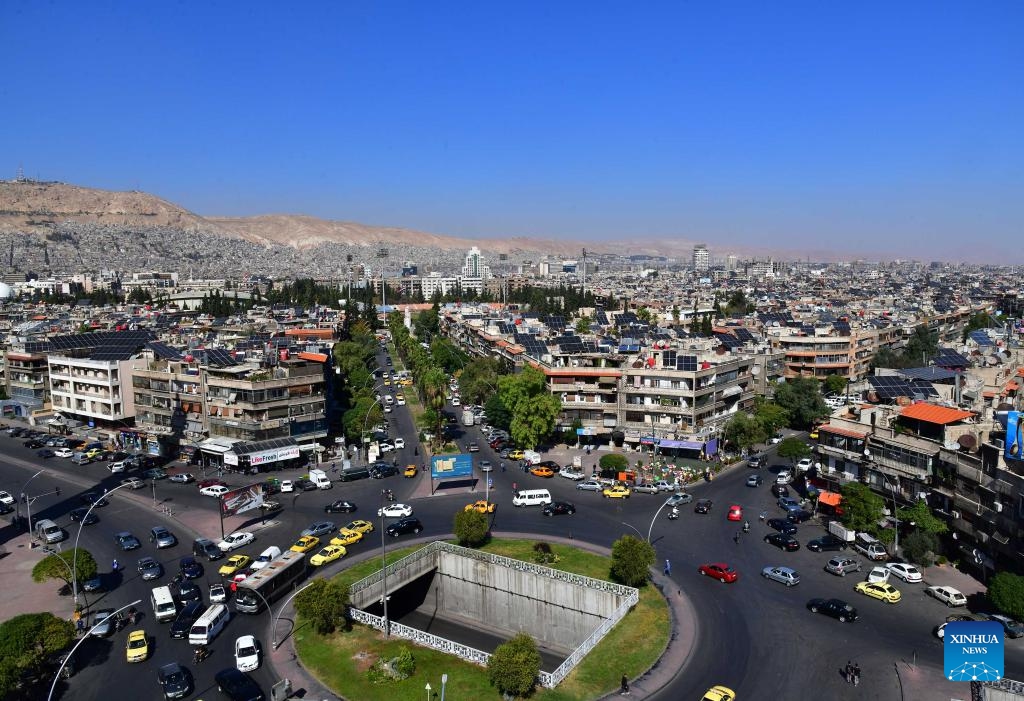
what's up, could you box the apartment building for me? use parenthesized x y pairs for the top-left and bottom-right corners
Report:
(4, 350), (50, 416)
(772, 327), (874, 382)
(49, 355), (135, 424)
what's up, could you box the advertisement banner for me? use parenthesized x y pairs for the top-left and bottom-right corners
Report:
(944, 620), (1003, 681)
(1005, 411), (1022, 461)
(431, 453), (473, 480)
(221, 483), (265, 517)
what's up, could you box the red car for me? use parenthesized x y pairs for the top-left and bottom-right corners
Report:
(727, 504), (743, 522)
(698, 563), (739, 583)
(197, 478), (227, 490)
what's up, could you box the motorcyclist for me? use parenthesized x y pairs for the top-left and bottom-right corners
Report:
(194, 644), (209, 662)
(126, 606), (137, 625)
(111, 559), (120, 572)
(743, 520), (750, 533)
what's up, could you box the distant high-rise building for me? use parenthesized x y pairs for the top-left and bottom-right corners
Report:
(462, 246), (490, 279)
(726, 255), (737, 272)
(693, 244), (710, 273)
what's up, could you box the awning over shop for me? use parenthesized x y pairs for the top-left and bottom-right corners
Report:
(224, 437), (300, 467)
(818, 491), (842, 507)
(658, 439), (704, 450)
(198, 438), (236, 454)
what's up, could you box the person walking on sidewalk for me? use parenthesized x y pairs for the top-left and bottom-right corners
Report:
(845, 661), (853, 683)
(664, 559), (671, 576)
(853, 663), (861, 686)
(620, 674), (630, 695)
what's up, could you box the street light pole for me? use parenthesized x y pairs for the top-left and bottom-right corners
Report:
(18, 468), (45, 533)
(441, 673), (448, 701)
(72, 481), (135, 604)
(361, 396), (385, 463)
(48, 599), (142, 701)
(273, 580), (316, 650)
(622, 497), (675, 544)
(880, 472), (900, 558)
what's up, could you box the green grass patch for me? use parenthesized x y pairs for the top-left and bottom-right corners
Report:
(294, 539), (670, 701)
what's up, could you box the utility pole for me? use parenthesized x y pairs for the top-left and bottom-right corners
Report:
(377, 248), (389, 328)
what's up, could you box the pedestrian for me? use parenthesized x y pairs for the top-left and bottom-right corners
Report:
(845, 661), (852, 683)
(664, 559), (671, 576)
(733, 532), (740, 545)
(512, 481), (518, 492)
(76, 618), (85, 635)
(501, 462), (506, 472)
(620, 674), (630, 695)
(853, 663), (860, 686)
(112, 558), (121, 572)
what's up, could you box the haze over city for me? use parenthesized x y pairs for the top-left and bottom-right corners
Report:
(2, 2), (1021, 263)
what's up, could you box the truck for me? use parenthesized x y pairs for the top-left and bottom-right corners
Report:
(827, 521), (856, 543)
(522, 449), (542, 465)
(462, 409), (475, 427)
(853, 532), (888, 561)
(307, 469), (333, 490)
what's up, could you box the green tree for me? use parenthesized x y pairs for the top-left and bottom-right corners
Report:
(610, 535), (655, 587)
(453, 509), (490, 547)
(776, 437), (812, 464)
(897, 499), (948, 535)
(458, 357), (504, 406)
(989, 572), (1024, 622)
(599, 453), (630, 471)
(31, 548), (97, 590)
(499, 367), (561, 450)
(483, 394), (511, 430)
(488, 632), (542, 698)
(838, 482), (886, 533)
(723, 413), (768, 451)
(823, 374), (848, 396)
(773, 377), (828, 429)
(900, 530), (940, 567)
(753, 400), (789, 435)
(294, 578), (351, 635)
(0, 612), (76, 698)
(574, 315), (591, 334)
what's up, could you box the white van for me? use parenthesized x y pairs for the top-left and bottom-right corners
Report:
(522, 450), (542, 466)
(34, 519), (66, 544)
(189, 603), (230, 645)
(251, 545), (282, 570)
(512, 489), (552, 507)
(151, 585), (178, 622)
(308, 469), (332, 490)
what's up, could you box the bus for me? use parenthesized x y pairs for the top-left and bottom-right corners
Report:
(234, 550), (307, 614)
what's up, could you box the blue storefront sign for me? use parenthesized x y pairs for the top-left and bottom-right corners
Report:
(431, 453), (473, 480)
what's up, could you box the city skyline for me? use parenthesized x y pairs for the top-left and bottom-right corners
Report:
(2, 2), (1021, 263)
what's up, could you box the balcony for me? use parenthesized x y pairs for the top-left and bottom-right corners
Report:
(869, 453), (930, 480)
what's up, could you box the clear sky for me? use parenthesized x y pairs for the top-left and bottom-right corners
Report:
(2, 1), (1021, 262)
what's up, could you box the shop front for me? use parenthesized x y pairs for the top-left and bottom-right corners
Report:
(223, 438), (303, 474)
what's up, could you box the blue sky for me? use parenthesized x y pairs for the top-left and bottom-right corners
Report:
(2, 1), (1021, 262)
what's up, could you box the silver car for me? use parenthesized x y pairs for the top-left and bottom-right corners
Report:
(150, 526), (177, 549)
(665, 492), (694, 507)
(761, 566), (801, 587)
(825, 557), (862, 577)
(301, 521), (336, 538)
(576, 480), (603, 492)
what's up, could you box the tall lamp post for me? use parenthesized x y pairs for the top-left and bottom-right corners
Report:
(71, 481), (135, 603)
(377, 248), (389, 327)
(622, 496), (676, 544)
(361, 396), (386, 463)
(441, 673), (449, 701)
(17, 469), (45, 533)
(879, 471), (900, 558)
(273, 580), (316, 650)
(48, 599), (142, 701)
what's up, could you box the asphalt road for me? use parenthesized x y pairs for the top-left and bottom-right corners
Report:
(4, 368), (1024, 699)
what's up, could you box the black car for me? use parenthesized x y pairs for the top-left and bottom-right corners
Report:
(80, 492), (109, 507)
(169, 601), (205, 639)
(137, 556), (164, 581)
(370, 464), (399, 479)
(786, 509), (814, 524)
(386, 517), (423, 538)
(296, 478), (318, 492)
(214, 667), (265, 701)
(68, 507), (99, 525)
(764, 532), (801, 551)
(807, 534), (849, 552)
(174, 580), (202, 605)
(767, 518), (799, 535)
(770, 484), (790, 498)
(806, 598), (858, 623)
(0, 502), (13, 516)
(158, 662), (193, 699)
(542, 501), (576, 516)
(179, 556), (204, 579)
(324, 500), (357, 514)
(24, 439), (44, 448)
(36, 448), (56, 459)
(694, 499), (713, 514)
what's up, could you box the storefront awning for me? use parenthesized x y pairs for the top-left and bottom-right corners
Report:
(658, 439), (704, 450)
(818, 491), (842, 507)
(224, 437), (301, 467)
(198, 438), (236, 454)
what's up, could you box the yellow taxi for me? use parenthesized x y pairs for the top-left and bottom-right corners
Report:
(395, 393), (405, 401)
(701, 686), (736, 701)
(85, 448), (104, 459)
(383, 379), (391, 387)
(330, 528), (364, 546)
(529, 466), (555, 478)
(854, 580), (902, 604)
(310, 544), (347, 567)
(507, 449), (525, 461)
(125, 629), (148, 663)
(218, 555), (252, 576)
(464, 500), (497, 514)
(344, 520), (375, 534)
(290, 535), (320, 553)
(400, 378), (414, 386)
(404, 464), (418, 478)
(602, 485), (632, 499)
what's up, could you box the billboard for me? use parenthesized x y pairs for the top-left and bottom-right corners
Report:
(1006, 411), (1022, 461)
(431, 453), (473, 480)
(221, 483), (265, 517)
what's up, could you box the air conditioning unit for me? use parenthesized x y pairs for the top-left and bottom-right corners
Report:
(951, 510), (962, 519)
(995, 502), (1004, 513)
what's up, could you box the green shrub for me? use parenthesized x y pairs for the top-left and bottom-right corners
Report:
(599, 453), (629, 471)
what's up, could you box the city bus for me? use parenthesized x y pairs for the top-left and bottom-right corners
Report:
(234, 550), (307, 614)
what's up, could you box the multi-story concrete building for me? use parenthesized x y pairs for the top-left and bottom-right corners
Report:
(771, 327), (874, 382)
(49, 355), (136, 425)
(693, 244), (709, 274)
(4, 350), (50, 416)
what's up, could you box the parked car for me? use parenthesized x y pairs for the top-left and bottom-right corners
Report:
(866, 566), (890, 583)
(825, 557), (862, 577)
(936, 614), (988, 639)
(542, 501), (576, 516)
(786, 509), (814, 524)
(767, 518), (798, 535)
(200, 485), (229, 498)
(778, 496), (800, 511)
(386, 517), (423, 538)
(926, 585), (967, 607)
(886, 563), (924, 583)
(806, 598), (858, 622)
(89, 609), (118, 637)
(764, 533), (800, 551)
(807, 534), (848, 552)
(761, 566), (801, 587)
(988, 613), (1024, 638)
(576, 480), (603, 492)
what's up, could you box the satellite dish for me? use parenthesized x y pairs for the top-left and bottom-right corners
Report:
(863, 449), (871, 457)
(751, 364), (761, 376)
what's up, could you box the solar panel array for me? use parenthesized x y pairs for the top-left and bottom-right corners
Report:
(594, 310), (609, 325)
(715, 333), (743, 350)
(616, 312), (639, 326)
(933, 348), (970, 367)
(541, 315), (566, 330)
(868, 376), (939, 401)
(969, 330), (994, 346)
(147, 342), (183, 361)
(834, 320), (851, 334)
(513, 333), (549, 356)
(732, 327), (756, 342)
(201, 349), (240, 367)
(497, 322), (516, 335)
(90, 330), (156, 361)
(800, 325), (816, 336)
(677, 355), (698, 371)
(758, 312), (793, 326)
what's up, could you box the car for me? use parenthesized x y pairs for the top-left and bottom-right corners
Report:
(331, 528), (365, 546)
(137, 556), (164, 580)
(770, 433), (784, 444)
(290, 535), (320, 553)
(115, 531), (141, 550)
(926, 585), (968, 607)
(726, 504), (743, 521)
(173, 579), (202, 604)
(214, 667), (265, 701)
(825, 557), (862, 577)
(855, 580), (902, 604)
(68, 507), (99, 525)
(143, 468), (168, 480)
(201, 485), (229, 498)
(468, 443), (480, 452)
(36, 448), (56, 459)
(393, 438), (406, 449)
(344, 519), (375, 534)
(988, 613), (1024, 638)
(219, 555), (253, 576)
(301, 521), (337, 538)
(701, 686), (737, 701)
(632, 483), (660, 494)
(542, 501), (576, 516)
(277, 479), (294, 494)
(807, 534), (849, 552)
(698, 563), (739, 583)
(886, 562), (924, 583)
(218, 531), (255, 552)
(560, 468), (586, 481)
(576, 480), (603, 492)
(324, 499), (358, 514)
(121, 478), (145, 490)
(745, 474), (763, 487)
(807, 598), (858, 622)
(865, 565), (889, 583)
(378, 442), (395, 453)
(386, 516), (423, 537)
(465, 500), (497, 514)
(54, 448), (74, 458)
(666, 492), (694, 507)
(694, 499), (713, 514)
(507, 449), (525, 461)
(125, 629), (149, 663)
(761, 566), (801, 586)
(935, 614), (988, 639)
(89, 609), (118, 637)
(85, 448), (103, 459)
(168, 473), (195, 484)
(778, 496), (801, 511)
(796, 458), (814, 471)
(370, 464), (399, 479)
(197, 478), (227, 490)
(210, 582), (228, 603)
(776, 470), (792, 485)
(767, 518), (798, 535)
(80, 491), (109, 507)
(764, 533), (800, 551)
(108, 460), (128, 473)
(770, 484), (790, 498)
(25, 439), (45, 449)
(170, 600), (206, 639)
(150, 526), (177, 548)
(234, 634), (261, 672)
(786, 509), (814, 523)
(747, 455), (763, 469)
(158, 662), (193, 699)
(378, 503), (413, 518)
(310, 544), (347, 566)
(603, 485), (632, 499)
(404, 464), (419, 477)
(530, 466), (556, 478)
(179, 556), (204, 579)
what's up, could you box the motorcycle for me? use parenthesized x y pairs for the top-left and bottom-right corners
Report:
(193, 646), (211, 664)
(667, 508), (680, 521)
(742, 521), (750, 533)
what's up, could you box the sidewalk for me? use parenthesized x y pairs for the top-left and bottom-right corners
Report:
(0, 526), (80, 625)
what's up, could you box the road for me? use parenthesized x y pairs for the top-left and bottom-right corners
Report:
(3, 358), (1023, 699)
